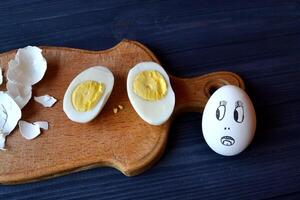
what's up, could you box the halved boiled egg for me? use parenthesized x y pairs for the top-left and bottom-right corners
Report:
(127, 62), (175, 125)
(63, 66), (114, 123)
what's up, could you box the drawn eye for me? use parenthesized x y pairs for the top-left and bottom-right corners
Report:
(216, 101), (226, 121)
(234, 101), (244, 123)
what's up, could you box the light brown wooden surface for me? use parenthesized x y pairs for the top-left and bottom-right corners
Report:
(0, 40), (244, 184)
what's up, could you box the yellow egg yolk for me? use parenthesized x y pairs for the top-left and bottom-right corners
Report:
(133, 70), (167, 101)
(72, 80), (105, 112)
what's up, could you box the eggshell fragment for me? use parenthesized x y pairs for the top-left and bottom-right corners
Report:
(0, 134), (6, 150)
(6, 81), (32, 109)
(19, 120), (41, 140)
(34, 95), (57, 107)
(33, 121), (48, 130)
(0, 67), (3, 85)
(7, 46), (47, 85)
(0, 91), (22, 135)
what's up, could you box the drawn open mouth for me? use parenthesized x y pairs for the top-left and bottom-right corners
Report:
(221, 136), (235, 146)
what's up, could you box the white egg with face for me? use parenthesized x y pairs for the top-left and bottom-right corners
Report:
(202, 85), (256, 156)
(127, 62), (175, 125)
(63, 66), (114, 123)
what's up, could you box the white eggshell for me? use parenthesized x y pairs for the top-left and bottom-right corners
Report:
(33, 121), (49, 130)
(6, 81), (32, 109)
(63, 66), (114, 123)
(127, 62), (175, 125)
(7, 46), (47, 85)
(0, 134), (6, 150)
(19, 120), (41, 140)
(202, 85), (256, 156)
(0, 91), (22, 135)
(34, 95), (57, 107)
(0, 67), (3, 85)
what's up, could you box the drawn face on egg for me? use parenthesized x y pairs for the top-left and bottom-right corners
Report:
(202, 85), (256, 156)
(216, 100), (245, 146)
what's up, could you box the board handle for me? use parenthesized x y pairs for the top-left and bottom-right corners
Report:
(171, 71), (245, 114)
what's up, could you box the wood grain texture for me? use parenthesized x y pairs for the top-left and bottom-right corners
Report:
(0, 40), (244, 184)
(0, 0), (300, 199)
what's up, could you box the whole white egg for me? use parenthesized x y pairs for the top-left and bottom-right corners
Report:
(127, 62), (175, 125)
(63, 66), (114, 123)
(202, 85), (256, 156)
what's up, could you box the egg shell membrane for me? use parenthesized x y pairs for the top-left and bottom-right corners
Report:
(63, 66), (114, 123)
(127, 62), (175, 126)
(7, 46), (47, 85)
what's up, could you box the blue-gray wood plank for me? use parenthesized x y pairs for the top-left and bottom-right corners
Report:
(1, 0), (300, 199)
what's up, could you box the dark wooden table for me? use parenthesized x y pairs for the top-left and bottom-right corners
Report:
(1, 0), (299, 199)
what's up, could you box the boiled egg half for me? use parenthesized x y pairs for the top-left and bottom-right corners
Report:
(63, 66), (114, 123)
(127, 62), (175, 125)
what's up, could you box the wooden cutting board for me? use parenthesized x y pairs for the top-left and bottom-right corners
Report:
(0, 40), (245, 184)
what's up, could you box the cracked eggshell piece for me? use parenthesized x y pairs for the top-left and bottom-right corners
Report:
(7, 46), (47, 85)
(19, 120), (41, 140)
(0, 67), (3, 85)
(0, 134), (6, 150)
(0, 91), (22, 135)
(6, 81), (32, 109)
(34, 95), (57, 107)
(127, 62), (175, 125)
(63, 66), (114, 123)
(33, 121), (48, 130)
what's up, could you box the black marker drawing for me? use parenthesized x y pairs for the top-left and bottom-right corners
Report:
(216, 100), (227, 121)
(221, 136), (235, 146)
(234, 100), (244, 123)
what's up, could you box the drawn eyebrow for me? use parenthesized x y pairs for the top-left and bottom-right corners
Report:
(235, 100), (243, 107)
(220, 100), (227, 106)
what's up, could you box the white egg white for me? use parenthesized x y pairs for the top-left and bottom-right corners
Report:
(63, 66), (114, 123)
(127, 62), (175, 126)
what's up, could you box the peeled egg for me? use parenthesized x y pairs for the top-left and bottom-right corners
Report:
(63, 66), (114, 123)
(127, 62), (175, 125)
(202, 85), (256, 156)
